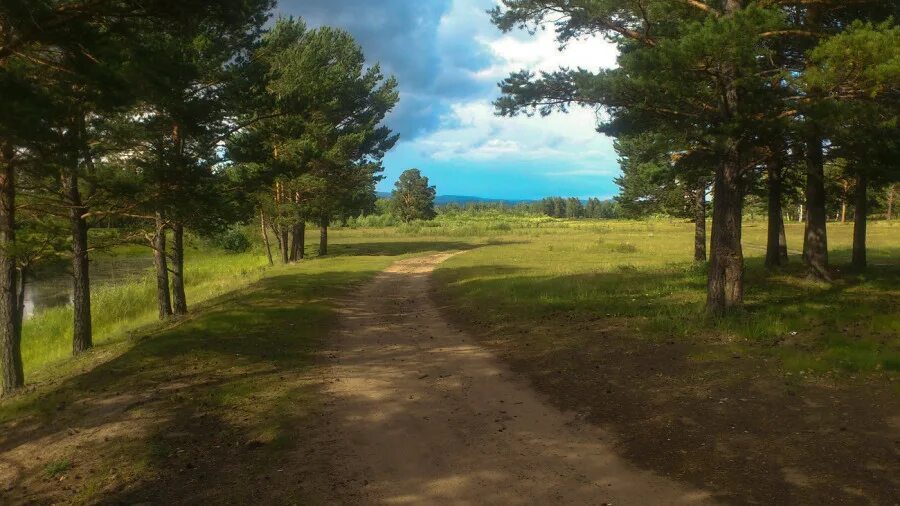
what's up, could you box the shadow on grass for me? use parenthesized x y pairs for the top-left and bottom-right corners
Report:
(0, 267), (383, 503)
(323, 240), (479, 258)
(434, 256), (899, 504)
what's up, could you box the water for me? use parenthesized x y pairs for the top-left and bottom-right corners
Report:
(24, 256), (154, 319)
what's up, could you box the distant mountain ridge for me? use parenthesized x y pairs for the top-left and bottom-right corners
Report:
(376, 191), (533, 205)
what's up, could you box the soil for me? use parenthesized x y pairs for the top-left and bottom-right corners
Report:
(313, 253), (713, 504)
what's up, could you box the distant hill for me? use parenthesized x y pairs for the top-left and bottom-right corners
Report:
(376, 191), (532, 205)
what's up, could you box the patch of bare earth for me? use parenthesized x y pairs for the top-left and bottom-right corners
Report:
(433, 277), (900, 504)
(316, 253), (713, 504)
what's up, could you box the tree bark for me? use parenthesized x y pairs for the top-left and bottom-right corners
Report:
(707, 0), (745, 316)
(887, 184), (895, 221)
(153, 212), (172, 319)
(319, 218), (328, 256)
(0, 145), (23, 394)
(803, 133), (830, 281)
(260, 210), (273, 266)
(62, 165), (92, 353)
(694, 188), (706, 262)
(290, 222), (305, 261)
(765, 155), (788, 268)
(707, 144), (745, 316)
(279, 226), (289, 263)
(852, 173), (867, 270)
(171, 222), (187, 316)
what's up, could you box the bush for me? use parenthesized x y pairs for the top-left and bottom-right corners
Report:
(214, 229), (251, 253)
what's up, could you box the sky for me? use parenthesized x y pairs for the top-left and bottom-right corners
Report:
(278, 0), (620, 200)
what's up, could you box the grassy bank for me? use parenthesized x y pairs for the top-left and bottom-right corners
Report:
(0, 245), (446, 503)
(434, 219), (899, 375)
(23, 247), (271, 378)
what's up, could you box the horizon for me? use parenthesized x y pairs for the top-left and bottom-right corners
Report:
(278, 0), (621, 201)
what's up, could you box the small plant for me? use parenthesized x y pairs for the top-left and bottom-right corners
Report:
(45, 459), (71, 478)
(612, 242), (638, 253)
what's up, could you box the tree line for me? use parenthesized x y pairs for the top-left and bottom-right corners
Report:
(492, 0), (899, 315)
(0, 2), (396, 394)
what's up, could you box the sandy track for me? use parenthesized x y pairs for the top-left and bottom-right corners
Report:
(320, 253), (714, 505)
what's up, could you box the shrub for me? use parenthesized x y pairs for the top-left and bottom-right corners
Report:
(215, 229), (251, 253)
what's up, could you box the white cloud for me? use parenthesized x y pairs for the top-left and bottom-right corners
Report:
(403, 0), (619, 171)
(412, 100), (616, 170)
(476, 26), (618, 82)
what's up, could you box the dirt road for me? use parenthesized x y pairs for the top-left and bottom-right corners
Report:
(320, 253), (714, 505)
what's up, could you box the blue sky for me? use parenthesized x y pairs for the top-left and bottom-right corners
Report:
(279, 0), (620, 200)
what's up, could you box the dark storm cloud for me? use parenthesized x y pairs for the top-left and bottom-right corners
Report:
(277, 0), (497, 139)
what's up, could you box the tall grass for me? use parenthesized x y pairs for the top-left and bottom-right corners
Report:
(22, 248), (270, 376)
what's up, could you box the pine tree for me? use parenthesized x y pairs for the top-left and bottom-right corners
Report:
(391, 169), (437, 222)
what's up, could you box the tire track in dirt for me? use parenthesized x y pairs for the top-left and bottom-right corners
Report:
(320, 252), (715, 505)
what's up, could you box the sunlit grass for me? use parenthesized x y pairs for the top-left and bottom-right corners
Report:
(433, 219), (900, 375)
(22, 249), (270, 377)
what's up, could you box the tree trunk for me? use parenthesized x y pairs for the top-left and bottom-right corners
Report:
(694, 188), (706, 262)
(171, 222), (187, 316)
(15, 267), (25, 336)
(260, 210), (273, 266)
(765, 156), (787, 268)
(887, 184), (895, 221)
(0, 145), (23, 394)
(290, 222), (305, 261)
(319, 218), (328, 256)
(852, 173), (867, 270)
(803, 133), (830, 281)
(707, 145), (745, 316)
(62, 166), (92, 353)
(279, 226), (289, 263)
(153, 212), (172, 319)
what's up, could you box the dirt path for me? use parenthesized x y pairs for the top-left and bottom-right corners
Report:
(320, 253), (714, 505)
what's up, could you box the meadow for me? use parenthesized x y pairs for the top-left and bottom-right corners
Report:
(430, 217), (900, 375)
(4, 213), (898, 502)
(19, 214), (899, 384)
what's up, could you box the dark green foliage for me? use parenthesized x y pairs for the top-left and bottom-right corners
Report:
(391, 169), (437, 222)
(213, 229), (252, 254)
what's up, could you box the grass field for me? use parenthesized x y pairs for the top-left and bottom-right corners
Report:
(432, 219), (900, 375)
(22, 246), (271, 378)
(2, 216), (897, 503)
(0, 249), (434, 502)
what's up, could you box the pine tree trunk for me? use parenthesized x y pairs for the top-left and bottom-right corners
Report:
(852, 173), (867, 270)
(887, 184), (895, 221)
(260, 211), (273, 266)
(803, 133), (830, 281)
(15, 267), (25, 337)
(62, 166), (92, 353)
(172, 222), (187, 316)
(153, 213), (172, 319)
(0, 145), (23, 394)
(319, 218), (328, 256)
(279, 226), (289, 264)
(290, 222), (305, 261)
(707, 145), (745, 316)
(694, 188), (706, 262)
(778, 218), (788, 264)
(765, 156), (787, 268)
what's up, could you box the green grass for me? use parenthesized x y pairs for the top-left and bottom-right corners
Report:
(44, 459), (72, 479)
(433, 219), (900, 375)
(22, 248), (271, 377)
(1, 241), (467, 502)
